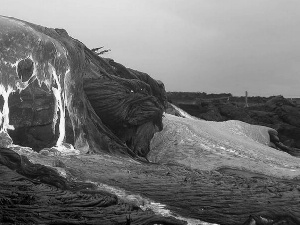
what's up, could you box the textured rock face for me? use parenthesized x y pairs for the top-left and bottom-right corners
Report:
(8, 80), (58, 150)
(168, 94), (300, 153)
(0, 16), (166, 158)
(150, 114), (300, 178)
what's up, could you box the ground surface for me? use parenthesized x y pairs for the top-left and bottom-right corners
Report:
(1, 114), (300, 224)
(150, 114), (300, 179)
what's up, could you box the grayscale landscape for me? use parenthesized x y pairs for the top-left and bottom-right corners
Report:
(1, 1), (300, 225)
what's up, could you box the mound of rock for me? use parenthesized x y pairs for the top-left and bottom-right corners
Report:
(0, 15), (166, 159)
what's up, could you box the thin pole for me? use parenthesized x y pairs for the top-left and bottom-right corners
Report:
(245, 91), (249, 107)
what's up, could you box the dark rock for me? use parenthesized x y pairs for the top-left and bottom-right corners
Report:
(199, 104), (224, 121)
(0, 148), (185, 225)
(277, 125), (300, 149)
(248, 110), (278, 126)
(0, 15), (166, 158)
(268, 130), (279, 143)
(218, 103), (254, 124)
(277, 105), (300, 127)
(176, 103), (202, 117)
(265, 95), (296, 109)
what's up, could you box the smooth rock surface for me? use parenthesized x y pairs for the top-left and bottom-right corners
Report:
(150, 114), (300, 179)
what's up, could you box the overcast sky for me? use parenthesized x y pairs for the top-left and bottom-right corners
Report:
(2, 0), (300, 97)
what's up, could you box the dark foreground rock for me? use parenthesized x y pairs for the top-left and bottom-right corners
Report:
(1, 148), (300, 225)
(0, 148), (185, 225)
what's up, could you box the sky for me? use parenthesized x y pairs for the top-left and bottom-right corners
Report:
(1, 0), (300, 97)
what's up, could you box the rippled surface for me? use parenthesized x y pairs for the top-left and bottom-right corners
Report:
(150, 114), (300, 178)
(4, 113), (300, 224)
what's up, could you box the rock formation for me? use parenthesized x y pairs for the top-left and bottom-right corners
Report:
(0, 15), (166, 158)
(1, 16), (300, 225)
(168, 93), (300, 157)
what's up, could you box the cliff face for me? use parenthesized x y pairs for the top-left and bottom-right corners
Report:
(168, 93), (300, 153)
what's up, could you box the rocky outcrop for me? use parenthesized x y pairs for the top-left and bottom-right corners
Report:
(0, 16), (166, 158)
(83, 59), (166, 158)
(168, 95), (300, 156)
